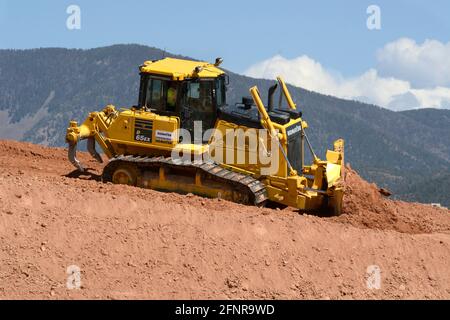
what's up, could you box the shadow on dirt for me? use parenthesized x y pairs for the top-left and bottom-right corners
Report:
(64, 168), (102, 181)
(293, 208), (340, 218)
(265, 201), (338, 218)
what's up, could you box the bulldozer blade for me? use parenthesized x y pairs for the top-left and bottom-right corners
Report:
(326, 163), (342, 187)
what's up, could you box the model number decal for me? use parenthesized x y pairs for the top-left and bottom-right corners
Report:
(135, 134), (151, 142)
(134, 129), (152, 143)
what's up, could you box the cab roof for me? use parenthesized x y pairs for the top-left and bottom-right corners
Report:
(139, 57), (225, 80)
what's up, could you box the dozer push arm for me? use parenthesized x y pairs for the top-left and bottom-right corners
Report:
(249, 86), (297, 176)
(275, 77), (320, 163)
(249, 86), (278, 138)
(277, 76), (296, 110)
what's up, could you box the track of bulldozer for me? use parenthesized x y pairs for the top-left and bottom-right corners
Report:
(102, 155), (268, 206)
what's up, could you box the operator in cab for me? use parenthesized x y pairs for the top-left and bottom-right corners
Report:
(167, 83), (177, 112)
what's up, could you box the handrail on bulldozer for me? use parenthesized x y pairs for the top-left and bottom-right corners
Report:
(249, 86), (277, 137)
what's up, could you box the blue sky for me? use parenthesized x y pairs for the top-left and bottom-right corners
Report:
(1, 0), (449, 110)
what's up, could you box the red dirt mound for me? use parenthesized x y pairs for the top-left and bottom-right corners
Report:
(0, 140), (449, 299)
(332, 165), (450, 234)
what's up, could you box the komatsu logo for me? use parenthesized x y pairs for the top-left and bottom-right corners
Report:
(155, 130), (173, 141)
(287, 125), (301, 137)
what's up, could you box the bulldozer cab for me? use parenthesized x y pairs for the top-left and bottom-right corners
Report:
(137, 58), (227, 141)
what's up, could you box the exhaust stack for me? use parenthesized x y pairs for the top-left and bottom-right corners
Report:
(267, 83), (278, 112)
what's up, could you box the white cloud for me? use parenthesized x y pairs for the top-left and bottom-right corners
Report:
(377, 38), (450, 88)
(245, 55), (337, 94)
(243, 39), (450, 111)
(410, 87), (450, 109)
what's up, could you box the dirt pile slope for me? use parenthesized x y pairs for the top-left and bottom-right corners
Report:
(0, 140), (449, 299)
(335, 165), (450, 234)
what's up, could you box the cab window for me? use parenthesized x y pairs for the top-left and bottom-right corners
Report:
(187, 81), (214, 129)
(187, 81), (213, 110)
(215, 76), (226, 107)
(180, 80), (216, 140)
(144, 78), (178, 112)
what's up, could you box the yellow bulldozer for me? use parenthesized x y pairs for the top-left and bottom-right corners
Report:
(66, 57), (345, 215)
